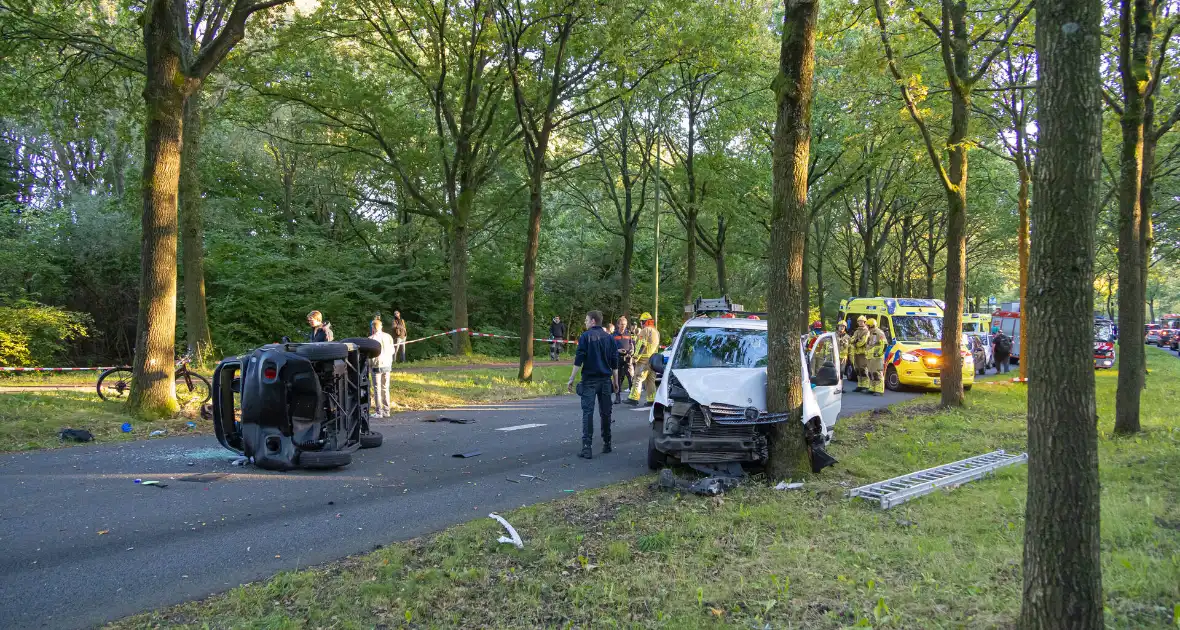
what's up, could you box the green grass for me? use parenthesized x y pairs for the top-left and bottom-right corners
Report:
(0, 366), (569, 453)
(110, 347), (1180, 629)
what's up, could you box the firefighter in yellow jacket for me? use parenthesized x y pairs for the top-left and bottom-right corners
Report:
(865, 317), (888, 396)
(851, 315), (870, 392)
(836, 320), (851, 376)
(627, 312), (660, 405)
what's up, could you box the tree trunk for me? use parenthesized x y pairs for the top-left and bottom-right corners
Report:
(715, 214), (728, 296)
(1017, 144), (1030, 380)
(518, 169), (543, 380)
(621, 229), (634, 316)
(815, 239), (826, 325)
(895, 208), (912, 295)
(1114, 0), (1151, 434)
(179, 92), (213, 363)
(939, 1), (970, 409)
(130, 2), (190, 418)
(449, 213), (472, 356)
(765, 0), (818, 480)
(1020, 0), (1104, 622)
(801, 229), (811, 328)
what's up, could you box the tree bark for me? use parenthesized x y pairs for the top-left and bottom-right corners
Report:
(449, 196), (473, 356)
(621, 230), (634, 316)
(518, 166), (544, 380)
(1017, 137), (1030, 380)
(681, 105), (699, 313)
(714, 215), (728, 296)
(938, 0), (970, 408)
(1114, 0), (1152, 434)
(1020, 0), (1104, 623)
(179, 92), (213, 363)
(130, 0), (191, 418)
(766, 0), (818, 480)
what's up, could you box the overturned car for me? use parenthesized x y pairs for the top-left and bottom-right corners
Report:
(647, 299), (842, 474)
(212, 339), (384, 470)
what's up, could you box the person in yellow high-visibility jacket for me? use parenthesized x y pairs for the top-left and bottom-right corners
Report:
(836, 320), (852, 376)
(865, 317), (888, 396)
(851, 315), (870, 392)
(626, 312), (660, 406)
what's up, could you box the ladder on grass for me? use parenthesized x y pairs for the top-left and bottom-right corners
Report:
(847, 450), (1028, 509)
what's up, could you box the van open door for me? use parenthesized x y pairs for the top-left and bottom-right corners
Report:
(808, 332), (843, 431)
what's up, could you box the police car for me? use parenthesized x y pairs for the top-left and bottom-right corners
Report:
(646, 298), (841, 473)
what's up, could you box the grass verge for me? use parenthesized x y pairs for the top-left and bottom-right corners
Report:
(0, 366), (568, 453)
(111, 349), (1180, 629)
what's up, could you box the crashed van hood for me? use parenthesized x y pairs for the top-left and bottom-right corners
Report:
(669, 368), (766, 408)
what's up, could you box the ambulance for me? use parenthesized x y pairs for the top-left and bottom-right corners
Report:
(838, 297), (975, 391)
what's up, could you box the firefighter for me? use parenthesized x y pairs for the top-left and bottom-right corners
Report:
(806, 320), (824, 351)
(836, 320), (851, 375)
(865, 317), (888, 396)
(627, 312), (660, 406)
(851, 315), (870, 392)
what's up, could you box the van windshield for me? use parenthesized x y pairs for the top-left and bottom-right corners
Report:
(1094, 322), (1114, 342)
(893, 316), (943, 342)
(672, 327), (769, 369)
(962, 322), (986, 333)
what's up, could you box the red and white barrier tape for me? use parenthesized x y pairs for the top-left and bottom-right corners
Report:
(401, 327), (580, 346)
(0, 366), (116, 372)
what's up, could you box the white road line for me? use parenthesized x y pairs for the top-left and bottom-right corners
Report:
(496, 423), (548, 432)
(632, 407), (652, 412)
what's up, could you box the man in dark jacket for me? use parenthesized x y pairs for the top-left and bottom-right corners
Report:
(991, 326), (1012, 374)
(549, 316), (567, 361)
(567, 311), (618, 459)
(391, 310), (408, 362)
(307, 310), (334, 342)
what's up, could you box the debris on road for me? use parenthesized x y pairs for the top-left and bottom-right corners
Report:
(453, 450), (481, 458)
(656, 468), (742, 496)
(424, 416), (475, 424)
(149, 430), (167, 437)
(774, 481), (804, 491)
(506, 478), (520, 483)
(134, 480), (167, 488)
(120, 423), (133, 433)
(58, 428), (93, 443)
(186, 421), (197, 429)
(488, 513), (524, 549)
(229, 456), (251, 466)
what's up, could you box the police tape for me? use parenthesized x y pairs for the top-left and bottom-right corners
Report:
(401, 327), (579, 346)
(0, 366), (117, 372)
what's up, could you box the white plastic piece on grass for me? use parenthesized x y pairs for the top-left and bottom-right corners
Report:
(774, 481), (804, 491)
(488, 513), (523, 549)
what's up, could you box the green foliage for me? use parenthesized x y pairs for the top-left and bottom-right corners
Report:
(0, 300), (90, 367)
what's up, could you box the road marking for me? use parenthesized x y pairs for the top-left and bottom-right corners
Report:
(496, 423), (547, 432)
(632, 407), (652, 412)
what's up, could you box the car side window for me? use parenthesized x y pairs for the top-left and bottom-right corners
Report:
(811, 335), (840, 386)
(878, 316), (892, 343)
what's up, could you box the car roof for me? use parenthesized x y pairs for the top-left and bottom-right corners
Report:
(680, 316), (767, 330)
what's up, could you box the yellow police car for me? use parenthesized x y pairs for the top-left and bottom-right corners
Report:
(838, 297), (974, 391)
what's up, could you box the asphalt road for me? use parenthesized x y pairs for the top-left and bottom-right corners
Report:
(0, 382), (915, 629)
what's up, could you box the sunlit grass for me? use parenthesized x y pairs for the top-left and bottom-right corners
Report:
(109, 348), (1180, 629)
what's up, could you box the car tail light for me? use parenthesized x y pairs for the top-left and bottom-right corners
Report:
(263, 365), (278, 380)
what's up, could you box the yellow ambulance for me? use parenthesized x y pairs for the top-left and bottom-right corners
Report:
(838, 297), (975, 391)
(962, 313), (992, 334)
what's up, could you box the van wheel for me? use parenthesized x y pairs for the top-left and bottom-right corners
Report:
(647, 420), (668, 471)
(964, 384), (973, 392)
(885, 366), (902, 391)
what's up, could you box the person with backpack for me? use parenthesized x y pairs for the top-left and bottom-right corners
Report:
(992, 326), (1012, 374)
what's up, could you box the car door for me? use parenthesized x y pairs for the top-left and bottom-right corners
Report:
(808, 332), (843, 429)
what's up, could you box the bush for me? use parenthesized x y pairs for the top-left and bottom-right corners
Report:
(0, 300), (91, 367)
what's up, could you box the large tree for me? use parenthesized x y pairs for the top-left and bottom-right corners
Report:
(765, 0), (819, 479)
(1020, 0), (1104, 623)
(874, 0), (1031, 407)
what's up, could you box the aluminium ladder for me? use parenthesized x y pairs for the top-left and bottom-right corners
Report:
(847, 449), (1028, 509)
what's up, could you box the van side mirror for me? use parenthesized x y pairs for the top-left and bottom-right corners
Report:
(650, 352), (666, 375)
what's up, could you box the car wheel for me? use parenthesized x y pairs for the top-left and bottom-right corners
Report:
(295, 342), (350, 361)
(647, 420), (667, 471)
(359, 431), (383, 449)
(964, 384), (973, 391)
(340, 337), (383, 359)
(298, 449), (352, 469)
(885, 366), (902, 391)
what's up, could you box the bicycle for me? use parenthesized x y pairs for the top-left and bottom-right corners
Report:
(96, 353), (212, 407)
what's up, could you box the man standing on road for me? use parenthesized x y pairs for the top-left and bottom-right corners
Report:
(865, 317), (888, 396)
(627, 312), (660, 406)
(549, 316), (567, 361)
(991, 325), (1012, 374)
(567, 311), (618, 459)
(391, 311), (408, 363)
(851, 315), (869, 392)
(308, 310), (334, 342)
(368, 317), (395, 417)
(613, 315), (634, 404)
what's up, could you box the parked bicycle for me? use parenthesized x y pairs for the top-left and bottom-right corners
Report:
(96, 353), (211, 407)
